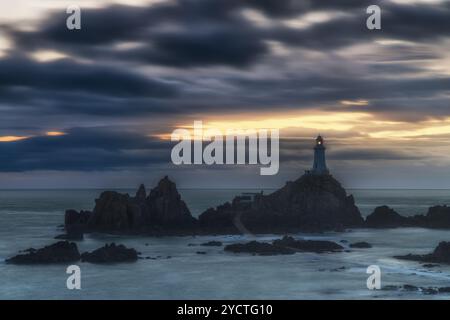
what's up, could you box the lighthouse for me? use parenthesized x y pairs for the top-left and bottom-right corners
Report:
(311, 135), (329, 175)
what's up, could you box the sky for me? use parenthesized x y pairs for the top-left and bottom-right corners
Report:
(0, 0), (449, 189)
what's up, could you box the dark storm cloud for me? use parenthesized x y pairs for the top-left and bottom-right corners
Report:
(0, 56), (177, 98)
(0, 0), (449, 179)
(0, 128), (171, 172)
(278, 138), (427, 163)
(7, 1), (450, 64)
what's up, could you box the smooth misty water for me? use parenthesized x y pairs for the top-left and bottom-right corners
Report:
(1, 189), (450, 300)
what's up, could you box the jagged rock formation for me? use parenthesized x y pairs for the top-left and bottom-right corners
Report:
(365, 206), (409, 228)
(6, 241), (81, 264)
(66, 176), (196, 234)
(394, 241), (450, 264)
(80, 243), (139, 263)
(365, 205), (450, 229)
(199, 174), (364, 233)
(65, 174), (363, 234)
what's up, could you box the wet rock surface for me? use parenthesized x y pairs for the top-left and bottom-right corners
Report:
(365, 205), (450, 229)
(200, 241), (223, 247)
(224, 236), (343, 256)
(383, 284), (450, 295)
(349, 241), (372, 248)
(80, 243), (139, 263)
(394, 242), (450, 264)
(6, 241), (81, 264)
(273, 236), (344, 253)
(224, 241), (296, 256)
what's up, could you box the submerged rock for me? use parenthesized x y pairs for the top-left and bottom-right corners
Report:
(224, 236), (343, 256)
(272, 236), (343, 253)
(200, 241), (223, 247)
(382, 284), (450, 295)
(394, 241), (450, 264)
(349, 242), (372, 249)
(80, 243), (138, 263)
(6, 241), (80, 264)
(224, 241), (296, 256)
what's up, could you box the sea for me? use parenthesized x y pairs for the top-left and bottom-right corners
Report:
(0, 188), (450, 300)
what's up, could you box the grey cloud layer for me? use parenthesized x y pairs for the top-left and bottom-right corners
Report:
(0, 0), (449, 174)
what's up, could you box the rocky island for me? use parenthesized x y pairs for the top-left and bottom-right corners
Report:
(61, 135), (450, 237)
(63, 172), (364, 236)
(62, 137), (364, 235)
(365, 205), (450, 229)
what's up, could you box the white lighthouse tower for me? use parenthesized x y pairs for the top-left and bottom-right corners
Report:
(311, 135), (329, 175)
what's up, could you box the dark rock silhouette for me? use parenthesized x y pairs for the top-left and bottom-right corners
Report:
(420, 205), (450, 228)
(80, 243), (139, 263)
(349, 241), (372, 248)
(365, 205), (450, 229)
(272, 236), (344, 253)
(145, 176), (196, 227)
(200, 174), (363, 233)
(6, 241), (80, 264)
(66, 174), (364, 235)
(224, 241), (296, 256)
(68, 176), (197, 234)
(382, 284), (450, 295)
(394, 241), (450, 264)
(224, 236), (343, 256)
(64, 209), (91, 236)
(200, 241), (223, 247)
(365, 206), (408, 228)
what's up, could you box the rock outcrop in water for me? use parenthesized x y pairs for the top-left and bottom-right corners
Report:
(394, 241), (450, 264)
(6, 241), (81, 264)
(6, 242), (140, 264)
(365, 206), (409, 228)
(81, 243), (139, 263)
(224, 236), (344, 256)
(199, 174), (364, 233)
(349, 241), (372, 248)
(66, 176), (197, 234)
(365, 205), (450, 229)
(273, 236), (344, 253)
(65, 174), (363, 235)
